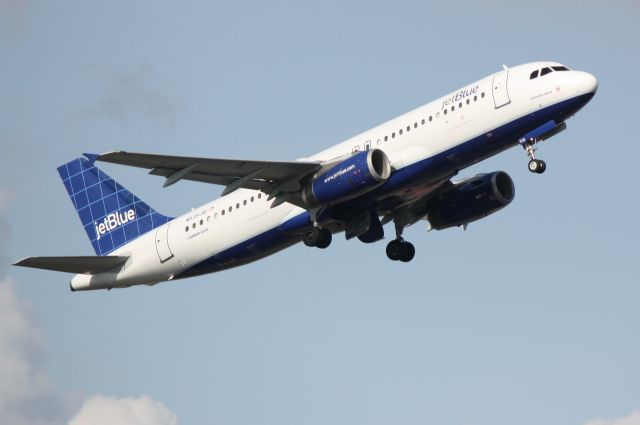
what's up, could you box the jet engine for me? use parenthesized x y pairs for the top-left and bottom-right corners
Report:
(303, 149), (391, 206)
(427, 171), (515, 230)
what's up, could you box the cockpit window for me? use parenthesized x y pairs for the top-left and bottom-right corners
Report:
(530, 70), (539, 79)
(552, 66), (569, 72)
(540, 67), (553, 76)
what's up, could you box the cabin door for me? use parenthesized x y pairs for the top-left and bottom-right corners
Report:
(492, 70), (511, 108)
(155, 224), (174, 263)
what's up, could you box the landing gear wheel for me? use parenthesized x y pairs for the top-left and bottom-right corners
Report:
(399, 242), (415, 262)
(386, 240), (415, 262)
(528, 159), (546, 174)
(316, 229), (332, 249)
(303, 227), (320, 247)
(303, 227), (332, 248)
(537, 160), (546, 174)
(528, 159), (539, 173)
(386, 239), (402, 261)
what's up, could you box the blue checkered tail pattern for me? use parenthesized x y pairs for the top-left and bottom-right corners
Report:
(58, 154), (173, 256)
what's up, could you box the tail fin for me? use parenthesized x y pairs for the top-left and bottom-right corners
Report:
(57, 154), (173, 256)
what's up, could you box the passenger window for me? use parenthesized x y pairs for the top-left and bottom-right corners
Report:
(429, 116), (433, 122)
(200, 219), (203, 225)
(399, 129), (403, 135)
(214, 212), (218, 218)
(251, 196), (254, 202)
(384, 135), (388, 141)
(530, 70), (539, 79)
(451, 106), (455, 112)
(258, 193), (262, 199)
(444, 109), (448, 115)
(243, 200), (247, 206)
(474, 95), (478, 101)
(459, 102), (462, 108)
(406, 125), (410, 131)
(221, 210), (225, 216)
(466, 99), (470, 105)
(541, 67), (553, 76)
(185, 226), (189, 232)
(192, 223), (196, 229)
(421, 119), (425, 125)
(228, 206), (232, 212)
(236, 203), (239, 209)
(481, 92), (485, 98)
(414, 122), (418, 128)
(392, 132), (395, 138)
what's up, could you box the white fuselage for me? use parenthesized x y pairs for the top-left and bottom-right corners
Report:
(71, 62), (597, 290)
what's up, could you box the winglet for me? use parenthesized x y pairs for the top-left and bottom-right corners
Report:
(82, 153), (100, 164)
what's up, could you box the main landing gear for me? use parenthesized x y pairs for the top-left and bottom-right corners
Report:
(386, 238), (415, 262)
(522, 138), (546, 174)
(385, 209), (415, 262)
(303, 226), (332, 249)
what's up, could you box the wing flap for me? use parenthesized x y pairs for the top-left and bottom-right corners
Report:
(13, 256), (129, 274)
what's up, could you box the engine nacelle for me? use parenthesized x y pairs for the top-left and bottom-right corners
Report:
(303, 149), (391, 206)
(427, 171), (515, 230)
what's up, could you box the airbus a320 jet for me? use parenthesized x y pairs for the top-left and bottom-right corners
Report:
(14, 62), (597, 291)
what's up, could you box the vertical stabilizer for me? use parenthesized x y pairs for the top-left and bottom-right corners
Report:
(57, 154), (173, 255)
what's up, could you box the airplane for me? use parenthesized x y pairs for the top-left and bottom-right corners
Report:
(14, 61), (598, 291)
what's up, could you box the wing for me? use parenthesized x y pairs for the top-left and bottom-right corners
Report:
(13, 256), (129, 274)
(95, 151), (322, 196)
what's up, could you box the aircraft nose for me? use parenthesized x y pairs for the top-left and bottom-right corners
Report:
(581, 71), (598, 94)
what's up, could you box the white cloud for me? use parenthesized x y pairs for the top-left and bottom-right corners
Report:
(584, 411), (640, 425)
(0, 278), (69, 425)
(69, 395), (178, 425)
(0, 189), (179, 425)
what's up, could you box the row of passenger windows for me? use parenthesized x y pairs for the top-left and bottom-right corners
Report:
(184, 192), (264, 232)
(380, 92), (486, 142)
(530, 66), (570, 80)
(184, 89), (490, 232)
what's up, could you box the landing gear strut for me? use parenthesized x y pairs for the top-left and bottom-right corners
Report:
(522, 138), (546, 174)
(303, 226), (332, 249)
(385, 209), (415, 262)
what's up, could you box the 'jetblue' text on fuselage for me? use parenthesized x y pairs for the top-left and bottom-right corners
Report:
(441, 85), (479, 110)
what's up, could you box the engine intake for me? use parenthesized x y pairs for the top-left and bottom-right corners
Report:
(303, 149), (391, 206)
(427, 171), (515, 230)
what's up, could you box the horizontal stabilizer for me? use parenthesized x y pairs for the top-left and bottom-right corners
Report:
(13, 256), (129, 274)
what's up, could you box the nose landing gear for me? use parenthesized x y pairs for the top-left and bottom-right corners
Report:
(522, 138), (547, 174)
(528, 158), (547, 174)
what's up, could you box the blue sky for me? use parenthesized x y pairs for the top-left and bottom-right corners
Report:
(1, 1), (639, 424)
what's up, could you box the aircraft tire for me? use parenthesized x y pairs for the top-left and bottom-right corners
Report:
(537, 160), (547, 174)
(386, 240), (402, 261)
(399, 242), (415, 262)
(316, 229), (332, 249)
(303, 227), (320, 247)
